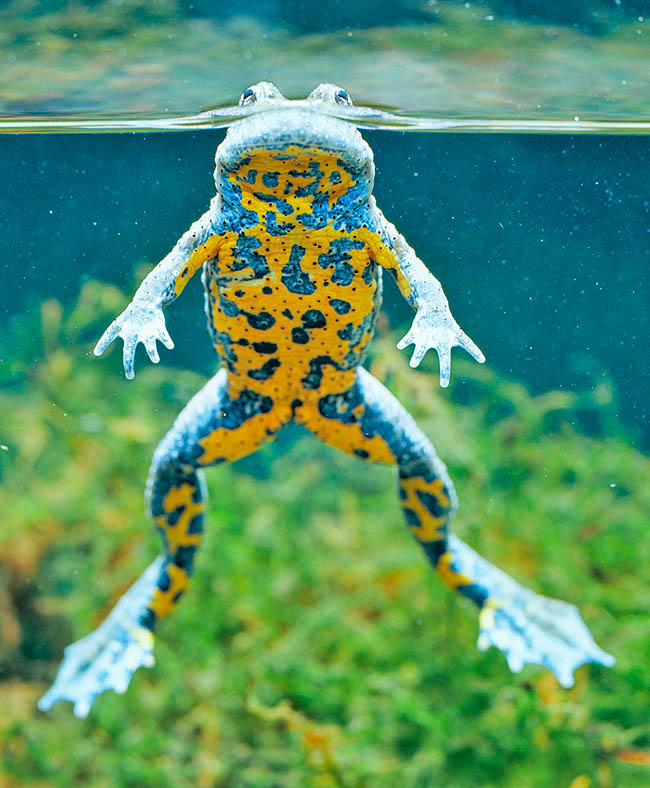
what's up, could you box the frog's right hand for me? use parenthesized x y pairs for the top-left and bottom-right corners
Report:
(93, 303), (174, 380)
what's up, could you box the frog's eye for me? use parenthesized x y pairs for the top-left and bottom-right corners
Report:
(239, 87), (257, 106)
(334, 88), (352, 106)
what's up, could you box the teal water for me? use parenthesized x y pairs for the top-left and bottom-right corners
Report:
(2, 128), (648, 443)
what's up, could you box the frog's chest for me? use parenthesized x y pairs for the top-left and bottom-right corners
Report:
(203, 226), (382, 397)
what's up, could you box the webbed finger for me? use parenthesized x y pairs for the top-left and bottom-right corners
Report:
(122, 336), (138, 380)
(144, 337), (160, 364)
(458, 330), (485, 364)
(438, 347), (452, 387)
(396, 331), (414, 351)
(94, 323), (119, 356)
(159, 327), (175, 350)
(409, 344), (428, 368)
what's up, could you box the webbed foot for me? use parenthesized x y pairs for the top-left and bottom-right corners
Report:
(449, 536), (615, 687)
(477, 594), (615, 688)
(38, 558), (161, 717)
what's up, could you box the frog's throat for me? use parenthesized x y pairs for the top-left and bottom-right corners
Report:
(215, 108), (374, 190)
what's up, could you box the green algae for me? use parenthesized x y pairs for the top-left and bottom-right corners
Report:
(1, 280), (649, 787)
(1, 0), (648, 119)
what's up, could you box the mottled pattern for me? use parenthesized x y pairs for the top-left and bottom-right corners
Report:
(40, 84), (614, 718)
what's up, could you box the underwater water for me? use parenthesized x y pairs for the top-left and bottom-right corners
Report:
(2, 1), (650, 787)
(2, 120), (649, 788)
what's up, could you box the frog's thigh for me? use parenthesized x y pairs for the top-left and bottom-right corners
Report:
(145, 370), (289, 626)
(297, 367), (450, 477)
(297, 367), (474, 591)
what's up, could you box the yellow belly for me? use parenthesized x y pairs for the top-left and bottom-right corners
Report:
(206, 226), (380, 400)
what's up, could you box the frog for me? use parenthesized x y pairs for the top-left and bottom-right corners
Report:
(39, 82), (614, 718)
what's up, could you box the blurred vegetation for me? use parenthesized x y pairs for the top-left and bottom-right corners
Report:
(1, 280), (650, 787)
(0, 0), (648, 117)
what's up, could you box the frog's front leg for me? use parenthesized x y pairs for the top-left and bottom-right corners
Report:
(39, 371), (290, 717)
(368, 199), (484, 387)
(94, 197), (225, 379)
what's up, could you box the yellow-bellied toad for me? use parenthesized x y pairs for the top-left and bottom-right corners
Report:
(39, 83), (614, 717)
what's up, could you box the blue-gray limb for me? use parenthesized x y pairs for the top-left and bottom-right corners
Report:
(93, 198), (221, 379)
(37, 558), (162, 718)
(370, 199), (485, 386)
(449, 535), (616, 687)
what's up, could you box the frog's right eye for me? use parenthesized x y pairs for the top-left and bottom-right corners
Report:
(239, 87), (257, 106)
(334, 88), (352, 106)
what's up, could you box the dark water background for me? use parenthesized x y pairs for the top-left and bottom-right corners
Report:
(2, 130), (648, 442)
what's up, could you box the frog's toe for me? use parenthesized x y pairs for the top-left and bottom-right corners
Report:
(477, 594), (615, 688)
(38, 623), (155, 718)
(39, 558), (162, 717)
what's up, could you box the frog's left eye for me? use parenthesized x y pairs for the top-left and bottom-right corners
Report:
(334, 88), (352, 106)
(239, 87), (257, 106)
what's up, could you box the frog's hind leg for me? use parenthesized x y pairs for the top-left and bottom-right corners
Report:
(300, 367), (614, 688)
(39, 370), (289, 717)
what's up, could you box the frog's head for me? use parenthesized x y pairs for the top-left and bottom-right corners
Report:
(214, 83), (375, 222)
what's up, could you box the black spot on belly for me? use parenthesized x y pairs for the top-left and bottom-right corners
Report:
(337, 322), (357, 341)
(248, 358), (281, 381)
(234, 290), (245, 298)
(281, 244), (316, 295)
(295, 180), (320, 198)
(291, 326), (309, 344)
(219, 294), (240, 317)
(265, 211), (295, 235)
(301, 309), (326, 329)
(252, 341), (278, 354)
(301, 355), (341, 390)
(329, 298), (351, 315)
(262, 172), (279, 187)
(317, 238), (365, 287)
(353, 448), (370, 459)
(244, 311), (275, 330)
(232, 235), (270, 277)
(238, 169), (257, 184)
(282, 308), (294, 319)
(362, 261), (375, 284)
(253, 192), (294, 216)
(262, 286), (273, 295)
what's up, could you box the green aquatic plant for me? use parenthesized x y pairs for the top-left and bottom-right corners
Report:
(1, 281), (649, 787)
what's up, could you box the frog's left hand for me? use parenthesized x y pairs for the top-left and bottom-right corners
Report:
(93, 302), (174, 380)
(397, 308), (485, 387)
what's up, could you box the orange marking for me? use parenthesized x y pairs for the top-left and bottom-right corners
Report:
(399, 476), (450, 542)
(197, 405), (291, 466)
(174, 234), (225, 296)
(296, 406), (396, 464)
(437, 551), (474, 589)
(229, 145), (358, 215)
(210, 225), (379, 401)
(357, 227), (415, 303)
(154, 483), (205, 554)
(149, 563), (189, 620)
